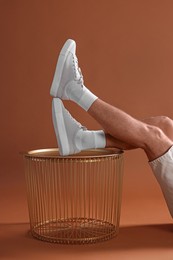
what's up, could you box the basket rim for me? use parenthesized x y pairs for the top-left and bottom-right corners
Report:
(22, 148), (124, 159)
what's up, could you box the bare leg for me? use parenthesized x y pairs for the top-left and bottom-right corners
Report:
(105, 134), (136, 150)
(50, 39), (173, 160)
(106, 116), (173, 151)
(88, 99), (173, 161)
(142, 116), (173, 140)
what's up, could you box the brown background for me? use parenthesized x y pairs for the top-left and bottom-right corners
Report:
(1, 0), (173, 259)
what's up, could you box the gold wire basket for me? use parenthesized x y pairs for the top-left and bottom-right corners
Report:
(23, 148), (124, 244)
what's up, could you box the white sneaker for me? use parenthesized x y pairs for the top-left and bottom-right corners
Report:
(52, 98), (86, 156)
(50, 39), (84, 99)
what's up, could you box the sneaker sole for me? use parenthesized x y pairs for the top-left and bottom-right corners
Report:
(52, 98), (70, 156)
(50, 39), (76, 97)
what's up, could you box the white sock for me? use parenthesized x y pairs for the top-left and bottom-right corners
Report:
(76, 130), (106, 151)
(78, 86), (98, 111)
(66, 82), (98, 111)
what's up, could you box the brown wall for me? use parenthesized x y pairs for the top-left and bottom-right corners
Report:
(1, 0), (173, 222)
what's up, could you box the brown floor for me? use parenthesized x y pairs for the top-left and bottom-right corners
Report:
(1, 182), (173, 260)
(1, 221), (173, 260)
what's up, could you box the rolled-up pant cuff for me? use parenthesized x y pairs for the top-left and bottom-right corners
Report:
(149, 145), (173, 217)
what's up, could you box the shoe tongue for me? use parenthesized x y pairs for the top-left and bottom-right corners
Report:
(67, 110), (87, 130)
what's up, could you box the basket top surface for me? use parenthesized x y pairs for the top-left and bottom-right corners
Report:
(24, 148), (123, 159)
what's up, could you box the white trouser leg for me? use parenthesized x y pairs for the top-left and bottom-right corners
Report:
(149, 146), (173, 217)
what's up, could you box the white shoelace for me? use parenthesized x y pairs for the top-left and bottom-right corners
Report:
(73, 55), (84, 85)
